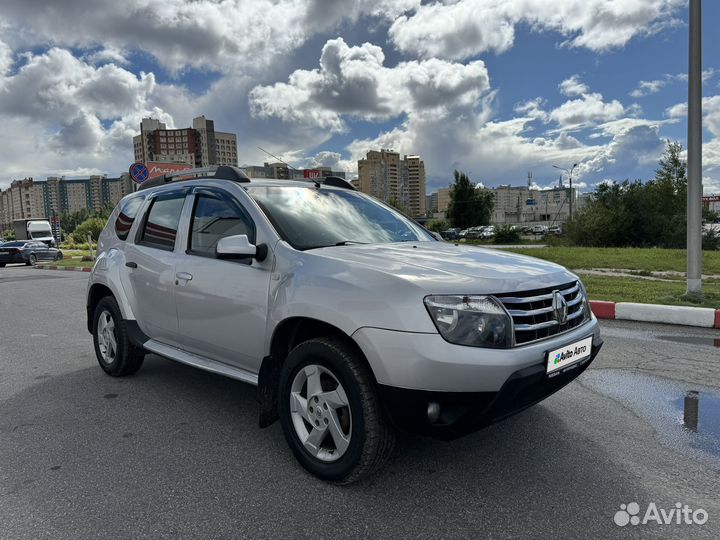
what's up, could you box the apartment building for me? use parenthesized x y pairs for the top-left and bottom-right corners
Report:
(132, 116), (238, 168)
(490, 184), (577, 224)
(357, 150), (426, 217)
(0, 175), (134, 230)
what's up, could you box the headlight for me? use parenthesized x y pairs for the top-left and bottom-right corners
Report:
(424, 295), (513, 348)
(577, 280), (592, 321)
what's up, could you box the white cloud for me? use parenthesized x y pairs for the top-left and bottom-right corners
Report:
(0, 0), (420, 74)
(83, 47), (130, 66)
(388, 0), (685, 61)
(306, 151), (356, 174)
(559, 75), (589, 97)
(630, 79), (666, 98)
(549, 92), (625, 129)
(0, 37), (12, 76)
(249, 38), (490, 131)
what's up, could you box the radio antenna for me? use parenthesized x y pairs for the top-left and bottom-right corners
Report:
(257, 146), (298, 170)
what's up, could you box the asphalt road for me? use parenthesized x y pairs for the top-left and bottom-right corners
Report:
(1, 266), (719, 539)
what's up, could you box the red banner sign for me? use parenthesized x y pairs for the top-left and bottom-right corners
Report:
(147, 162), (192, 178)
(303, 169), (321, 179)
(703, 195), (720, 202)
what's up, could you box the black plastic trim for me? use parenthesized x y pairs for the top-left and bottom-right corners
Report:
(125, 320), (150, 348)
(378, 339), (603, 440)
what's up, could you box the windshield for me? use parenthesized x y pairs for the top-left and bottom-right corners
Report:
(29, 230), (51, 239)
(247, 185), (434, 250)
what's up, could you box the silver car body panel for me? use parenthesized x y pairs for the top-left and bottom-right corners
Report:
(89, 178), (598, 394)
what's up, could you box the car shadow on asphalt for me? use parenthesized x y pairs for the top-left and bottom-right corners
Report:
(0, 354), (652, 539)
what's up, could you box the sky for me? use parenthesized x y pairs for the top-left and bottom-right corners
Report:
(0, 0), (719, 195)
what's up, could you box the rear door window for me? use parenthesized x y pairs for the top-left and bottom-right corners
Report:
(137, 193), (186, 250)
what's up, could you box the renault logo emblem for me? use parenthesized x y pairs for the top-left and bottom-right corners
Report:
(552, 290), (568, 324)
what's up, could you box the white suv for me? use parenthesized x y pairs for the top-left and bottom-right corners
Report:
(86, 166), (602, 483)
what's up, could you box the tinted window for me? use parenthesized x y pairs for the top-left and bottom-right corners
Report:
(115, 196), (145, 241)
(189, 193), (254, 256)
(139, 193), (186, 250)
(2, 241), (26, 247)
(247, 186), (434, 250)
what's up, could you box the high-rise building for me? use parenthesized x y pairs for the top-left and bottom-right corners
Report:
(132, 116), (238, 168)
(0, 175), (134, 230)
(357, 150), (426, 217)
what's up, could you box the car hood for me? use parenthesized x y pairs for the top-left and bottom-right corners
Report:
(308, 241), (576, 294)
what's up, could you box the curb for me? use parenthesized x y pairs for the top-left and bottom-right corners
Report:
(35, 265), (92, 273)
(590, 300), (720, 329)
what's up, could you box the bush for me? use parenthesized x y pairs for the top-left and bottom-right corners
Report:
(73, 217), (106, 242)
(494, 225), (521, 244)
(426, 219), (449, 232)
(703, 229), (720, 251)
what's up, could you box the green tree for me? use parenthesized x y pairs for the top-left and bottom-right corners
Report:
(1, 229), (15, 241)
(446, 170), (495, 229)
(426, 219), (449, 232)
(73, 217), (107, 241)
(566, 140), (689, 248)
(60, 207), (113, 234)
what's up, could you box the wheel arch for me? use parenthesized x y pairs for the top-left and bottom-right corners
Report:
(86, 283), (115, 333)
(257, 316), (375, 428)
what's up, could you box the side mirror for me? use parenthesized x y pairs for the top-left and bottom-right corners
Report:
(216, 234), (268, 262)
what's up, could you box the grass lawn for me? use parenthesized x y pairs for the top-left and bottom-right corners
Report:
(504, 246), (720, 275)
(582, 275), (720, 309)
(39, 258), (94, 269)
(59, 249), (93, 258)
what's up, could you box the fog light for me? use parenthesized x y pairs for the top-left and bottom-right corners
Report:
(427, 402), (441, 423)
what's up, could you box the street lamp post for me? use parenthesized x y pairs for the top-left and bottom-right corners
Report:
(686, 0), (703, 297)
(553, 163), (578, 221)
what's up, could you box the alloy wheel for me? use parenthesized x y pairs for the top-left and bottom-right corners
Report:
(96, 310), (118, 364)
(289, 364), (352, 462)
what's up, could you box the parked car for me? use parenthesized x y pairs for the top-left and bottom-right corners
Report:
(479, 225), (496, 239)
(86, 167), (601, 484)
(463, 226), (485, 239)
(441, 228), (461, 240)
(531, 225), (548, 235)
(547, 225), (563, 235)
(0, 241), (63, 267)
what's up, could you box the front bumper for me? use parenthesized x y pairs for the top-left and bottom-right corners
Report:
(352, 316), (601, 393)
(379, 339), (602, 440)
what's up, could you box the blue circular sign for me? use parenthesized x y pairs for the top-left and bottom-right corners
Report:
(129, 162), (149, 183)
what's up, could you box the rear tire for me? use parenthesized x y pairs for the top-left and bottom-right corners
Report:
(28, 254), (37, 266)
(278, 337), (395, 484)
(92, 296), (145, 377)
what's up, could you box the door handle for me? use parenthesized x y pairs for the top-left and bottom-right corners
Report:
(125, 261), (137, 269)
(175, 272), (193, 281)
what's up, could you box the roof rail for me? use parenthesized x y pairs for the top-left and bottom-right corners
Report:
(321, 176), (356, 190)
(138, 165), (250, 191)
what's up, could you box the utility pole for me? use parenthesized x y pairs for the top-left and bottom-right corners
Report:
(686, 0), (703, 297)
(553, 163), (578, 221)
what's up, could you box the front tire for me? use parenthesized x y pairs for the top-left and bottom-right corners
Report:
(28, 254), (37, 266)
(92, 296), (145, 377)
(278, 337), (395, 484)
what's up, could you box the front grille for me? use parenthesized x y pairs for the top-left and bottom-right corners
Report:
(495, 281), (588, 346)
